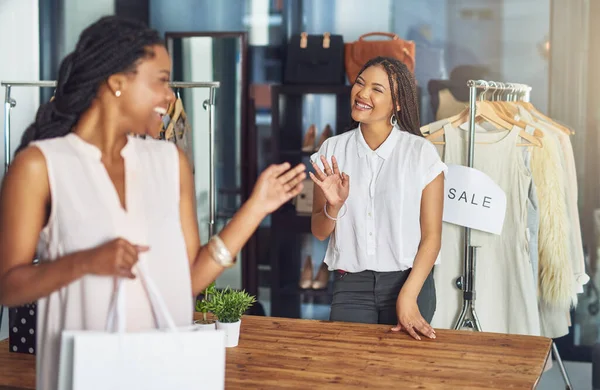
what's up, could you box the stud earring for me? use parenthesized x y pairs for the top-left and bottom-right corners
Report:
(115, 90), (121, 97)
(390, 114), (397, 126)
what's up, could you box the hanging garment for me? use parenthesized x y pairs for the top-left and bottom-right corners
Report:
(522, 126), (540, 290)
(160, 100), (194, 168)
(431, 123), (541, 336)
(521, 124), (570, 338)
(517, 107), (577, 310)
(434, 89), (468, 121)
(524, 107), (588, 293)
(166, 113), (194, 166)
(31, 134), (193, 390)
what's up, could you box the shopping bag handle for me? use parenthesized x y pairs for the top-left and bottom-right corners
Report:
(105, 258), (178, 333)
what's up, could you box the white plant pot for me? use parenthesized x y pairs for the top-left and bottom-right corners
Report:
(193, 320), (216, 331)
(216, 320), (241, 347)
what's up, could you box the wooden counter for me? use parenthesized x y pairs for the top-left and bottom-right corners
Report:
(0, 314), (551, 389)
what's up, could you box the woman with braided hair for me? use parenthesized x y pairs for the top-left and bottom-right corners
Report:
(310, 56), (446, 340)
(0, 16), (305, 388)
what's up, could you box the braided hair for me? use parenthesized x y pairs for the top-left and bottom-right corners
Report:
(16, 16), (164, 154)
(348, 56), (422, 137)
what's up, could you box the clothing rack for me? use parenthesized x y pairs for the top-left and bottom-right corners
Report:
(455, 79), (572, 390)
(1, 80), (220, 339)
(2, 80), (219, 237)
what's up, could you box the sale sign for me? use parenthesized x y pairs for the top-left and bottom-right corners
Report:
(442, 164), (507, 235)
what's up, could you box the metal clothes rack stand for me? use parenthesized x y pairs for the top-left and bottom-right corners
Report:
(0, 79), (220, 336)
(454, 79), (572, 390)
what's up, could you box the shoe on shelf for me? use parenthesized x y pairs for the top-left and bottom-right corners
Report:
(302, 124), (317, 152)
(299, 256), (313, 289)
(315, 124), (333, 151)
(311, 262), (330, 290)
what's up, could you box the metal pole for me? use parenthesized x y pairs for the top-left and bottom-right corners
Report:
(454, 82), (479, 330)
(169, 81), (220, 89)
(1, 81), (219, 89)
(552, 342), (573, 390)
(1, 84), (15, 336)
(4, 85), (16, 173)
(469, 246), (482, 330)
(205, 87), (217, 238)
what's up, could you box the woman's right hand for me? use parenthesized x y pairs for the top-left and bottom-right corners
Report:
(84, 238), (149, 279)
(309, 155), (350, 207)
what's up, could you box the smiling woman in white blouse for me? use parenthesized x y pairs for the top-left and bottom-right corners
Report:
(309, 56), (447, 341)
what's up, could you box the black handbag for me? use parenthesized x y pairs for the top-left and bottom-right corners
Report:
(284, 32), (345, 85)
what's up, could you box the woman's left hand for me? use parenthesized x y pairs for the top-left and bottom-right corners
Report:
(392, 294), (436, 340)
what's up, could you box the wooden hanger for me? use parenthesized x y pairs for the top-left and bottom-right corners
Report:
(156, 100), (175, 137)
(426, 101), (543, 147)
(421, 119), (450, 135)
(505, 82), (572, 135)
(165, 95), (185, 139)
(517, 101), (573, 135)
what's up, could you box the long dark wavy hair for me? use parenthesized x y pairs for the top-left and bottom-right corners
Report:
(16, 16), (164, 154)
(348, 56), (422, 137)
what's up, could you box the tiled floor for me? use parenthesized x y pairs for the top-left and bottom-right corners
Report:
(538, 361), (592, 389)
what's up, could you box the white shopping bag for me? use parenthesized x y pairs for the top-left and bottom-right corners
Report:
(57, 260), (226, 390)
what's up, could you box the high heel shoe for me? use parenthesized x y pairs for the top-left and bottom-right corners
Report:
(299, 256), (313, 289)
(315, 124), (332, 151)
(311, 262), (330, 290)
(302, 124), (317, 152)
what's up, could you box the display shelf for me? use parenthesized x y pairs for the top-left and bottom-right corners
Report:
(279, 283), (334, 297)
(274, 84), (351, 95)
(268, 83), (352, 319)
(271, 211), (311, 233)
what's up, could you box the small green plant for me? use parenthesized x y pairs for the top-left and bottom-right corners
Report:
(207, 287), (256, 323)
(195, 281), (217, 323)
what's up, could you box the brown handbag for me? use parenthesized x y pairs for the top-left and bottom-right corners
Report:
(344, 32), (416, 83)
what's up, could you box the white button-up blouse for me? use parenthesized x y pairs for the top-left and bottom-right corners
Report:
(310, 124), (448, 273)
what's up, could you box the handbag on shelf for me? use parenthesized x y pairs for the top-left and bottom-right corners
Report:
(57, 259), (226, 390)
(344, 32), (416, 83)
(284, 32), (345, 85)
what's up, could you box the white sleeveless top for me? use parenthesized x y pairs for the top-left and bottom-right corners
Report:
(31, 134), (193, 390)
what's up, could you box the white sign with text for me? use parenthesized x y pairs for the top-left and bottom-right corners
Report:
(442, 164), (507, 235)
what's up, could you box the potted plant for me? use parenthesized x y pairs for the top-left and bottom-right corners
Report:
(207, 287), (256, 347)
(194, 281), (217, 330)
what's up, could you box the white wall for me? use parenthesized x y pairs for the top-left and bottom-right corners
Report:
(333, 0), (392, 42)
(0, 0), (40, 340)
(393, 0), (447, 43)
(0, 0), (40, 178)
(62, 0), (114, 57)
(501, 0), (550, 113)
(150, 0), (245, 36)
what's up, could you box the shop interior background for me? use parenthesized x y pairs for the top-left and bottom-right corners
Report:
(0, 0), (598, 388)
